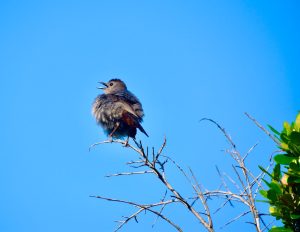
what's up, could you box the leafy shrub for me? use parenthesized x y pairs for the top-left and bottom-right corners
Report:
(260, 113), (300, 232)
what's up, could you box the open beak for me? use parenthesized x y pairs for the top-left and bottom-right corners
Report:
(97, 81), (108, 90)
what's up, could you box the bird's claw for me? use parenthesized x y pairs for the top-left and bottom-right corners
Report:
(123, 136), (130, 147)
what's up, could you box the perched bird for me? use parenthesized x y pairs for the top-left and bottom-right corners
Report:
(92, 79), (148, 144)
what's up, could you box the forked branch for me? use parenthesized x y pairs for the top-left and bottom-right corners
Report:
(90, 113), (275, 231)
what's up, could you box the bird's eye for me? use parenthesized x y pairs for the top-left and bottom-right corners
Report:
(109, 82), (114, 86)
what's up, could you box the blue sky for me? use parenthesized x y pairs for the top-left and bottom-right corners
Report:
(0, 1), (299, 231)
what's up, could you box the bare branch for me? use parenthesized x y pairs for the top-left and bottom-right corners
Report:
(91, 138), (215, 231)
(220, 211), (251, 229)
(152, 190), (168, 228)
(189, 168), (213, 228)
(244, 112), (280, 146)
(105, 170), (154, 178)
(91, 114), (274, 232)
(243, 143), (259, 162)
(200, 118), (236, 148)
(90, 195), (182, 232)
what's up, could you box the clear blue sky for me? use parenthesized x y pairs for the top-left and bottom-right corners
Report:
(0, 1), (299, 231)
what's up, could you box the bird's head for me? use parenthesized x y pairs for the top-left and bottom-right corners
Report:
(98, 79), (127, 94)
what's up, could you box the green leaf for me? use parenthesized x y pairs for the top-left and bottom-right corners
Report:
(256, 199), (270, 203)
(290, 131), (300, 146)
(291, 122), (296, 130)
(267, 189), (279, 202)
(269, 206), (281, 216)
(269, 227), (293, 232)
(269, 125), (281, 135)
(295, 112), (300, 130)
(274, 155), (295, 165)
(280, 194), (297, 208)
(273, 163), (281, 181)
(289, 162), (299, 171)
(262, 178), (271, 188)
(281, 133), (290, 144)
(269, 182), (282, 195)
(259, 165), (273, 179)
(291, 214), (300, 219)
(281, 142), (289, 151)
(274, 134), (281, 142)
(259, 190), (268, 198)
(287, 175), (300, 184)
(284, 121), (291, 134)
(289, 143), (300, 154)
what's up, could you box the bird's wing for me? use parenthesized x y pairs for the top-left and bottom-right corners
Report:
(115, 91), (140, 104)
(115, 91), (144, 119)
(107, 94), (149, 137)
(113, 100), (139, 118)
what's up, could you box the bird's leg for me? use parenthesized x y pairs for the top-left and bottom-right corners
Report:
(123, 136), (130, 147)
(108, 122), (120, 139)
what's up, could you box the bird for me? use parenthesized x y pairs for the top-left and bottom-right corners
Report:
(92, 79), (148, 145)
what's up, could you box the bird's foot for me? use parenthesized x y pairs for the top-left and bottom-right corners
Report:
(108, 136), (113, 143)
(123, 136), (130, 147)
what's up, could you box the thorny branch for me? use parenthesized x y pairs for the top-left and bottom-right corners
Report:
(90, 113), (277, 231)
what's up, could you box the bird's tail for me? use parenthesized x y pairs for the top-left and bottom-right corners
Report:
(138, 123), (149, 137)
(122, 111), (149, 137)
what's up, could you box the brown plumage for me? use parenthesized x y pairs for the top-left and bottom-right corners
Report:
(92, 79), (148, 141)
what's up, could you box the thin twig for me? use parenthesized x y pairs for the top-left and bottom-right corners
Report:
(91, 113), (274, 232)
(91, 138), (214, 231)
(200, 118), (236, 148)
(220, 211), (251, 229)
(105, 170), (154, 177)
(152, 190), (168, 228)
(90, 195), (182, 232)
(244, 112), (280, 146)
